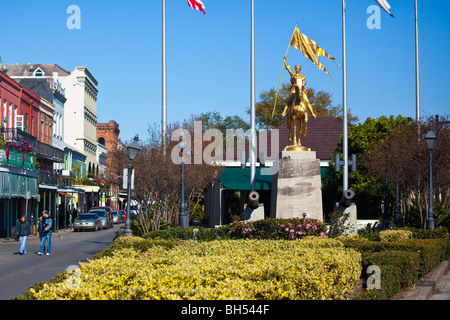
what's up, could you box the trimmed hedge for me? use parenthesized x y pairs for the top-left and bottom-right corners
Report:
(379, 230), (413, 242)
(339, 237), (447, 277)
(354, 264), (402, 300)
(362, 251), (420, 288)
(23, 238), (362, 300)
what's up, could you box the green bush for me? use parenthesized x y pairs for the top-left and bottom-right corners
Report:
(340, 237), (447, 277)
(380, 230), (413, 242)
(403, 226), (449, 240)
(354, 264), (402, 300)
(361, 251), (420, 288)
(142, 225), (232, 242)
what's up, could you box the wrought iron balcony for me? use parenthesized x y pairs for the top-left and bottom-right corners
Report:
(37, 169), (73, 188)
(1, 127), (37, 150)
(36, 141), (64, 163)
(0, 148), (36, 170)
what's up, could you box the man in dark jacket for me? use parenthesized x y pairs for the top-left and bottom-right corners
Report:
(38, 211), (53, 256)
(17, 216), (30, 255)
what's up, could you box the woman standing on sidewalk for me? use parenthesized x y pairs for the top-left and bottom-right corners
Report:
(17, 216), (30, 255)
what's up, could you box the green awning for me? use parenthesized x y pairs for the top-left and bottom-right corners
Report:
(220, 167), (272, 191)
(0, 172), (38, 199)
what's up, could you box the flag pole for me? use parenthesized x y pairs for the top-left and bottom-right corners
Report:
(250, 0), (256, 192)
(272, 23), (298, 118)
(342, 0), (349, 192)
(415, 0), (421, 127)
(162, 0), (167, 154)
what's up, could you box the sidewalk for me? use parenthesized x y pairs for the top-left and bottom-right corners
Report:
(398, 260), (450, 300)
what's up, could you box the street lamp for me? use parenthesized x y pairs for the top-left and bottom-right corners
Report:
(425, 126), (437, 230)
(178, 140), (189, 230)
(124, 135), (141, 237)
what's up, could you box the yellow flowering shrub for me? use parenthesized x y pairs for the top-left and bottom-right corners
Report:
(380, 230), (413, 242)
(27, 238), (361, 300)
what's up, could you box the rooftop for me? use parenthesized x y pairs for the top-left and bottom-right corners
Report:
(2, 64), (70, 77)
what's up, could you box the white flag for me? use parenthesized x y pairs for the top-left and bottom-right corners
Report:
(375, 0), (394, 17)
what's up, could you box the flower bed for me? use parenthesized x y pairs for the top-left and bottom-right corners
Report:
(24, 237), (361, 300)
(142, 218), (328, 242)
(228, 218), (327, 240)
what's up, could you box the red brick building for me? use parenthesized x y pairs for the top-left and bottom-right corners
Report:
(0, 72), (40, 136)
(96, 120), (120, 210)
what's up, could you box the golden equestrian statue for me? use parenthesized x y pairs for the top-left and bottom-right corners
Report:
(281, 55), (316, 151)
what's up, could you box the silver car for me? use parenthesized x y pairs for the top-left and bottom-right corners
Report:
(89, 209), (113, 229)
(73, 213), (102, 232)
(112, 211), (124, 224)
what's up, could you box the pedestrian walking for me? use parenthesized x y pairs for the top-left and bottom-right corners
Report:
(37, 211), (53, 256)
(17, 216), (30, 255)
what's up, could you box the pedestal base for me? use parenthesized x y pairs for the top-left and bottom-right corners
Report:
(334, 203), (358, 236)
(271, 151), (323, 221)
(243, 204), (265, 222)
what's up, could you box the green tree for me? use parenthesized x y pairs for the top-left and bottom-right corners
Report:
(196, 111), (249, 133)
(253, 83), (358, 129)
(322, 115), (415, 219)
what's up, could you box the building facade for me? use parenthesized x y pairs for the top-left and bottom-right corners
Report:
(0, 71), (40, 238)
(96, 120), (120, 210)
(56, 67), (99, 172)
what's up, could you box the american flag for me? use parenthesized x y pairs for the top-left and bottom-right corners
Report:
(187, 0), (206, 14)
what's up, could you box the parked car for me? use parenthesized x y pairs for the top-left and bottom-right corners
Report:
(73, 213), (102, 232)
(118, 210), (126, 222)
(89, 209), (113, 229)
(91, 206), (113, 216)
(112, 211), (124, 224)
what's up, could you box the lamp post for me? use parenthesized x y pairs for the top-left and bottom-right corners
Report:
(425, 126), (437, 230)
(178, 140), (189, 229)
(124, 135), (141, 237)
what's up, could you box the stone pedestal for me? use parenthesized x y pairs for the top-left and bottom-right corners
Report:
(271, 151), (323, 221)
(334, 202), (358, 236)
(243, 203), (265, 222)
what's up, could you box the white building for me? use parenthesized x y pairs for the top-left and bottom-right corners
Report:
(55, 66), (99, 173)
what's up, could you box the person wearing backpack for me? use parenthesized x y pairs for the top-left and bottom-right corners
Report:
(38, 211), (53, 256)
(17, 216), (30, 255)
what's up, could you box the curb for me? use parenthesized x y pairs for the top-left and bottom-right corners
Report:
(403, 260), (449, 300)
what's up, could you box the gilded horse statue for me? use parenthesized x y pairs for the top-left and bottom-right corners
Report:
(282, 56), (316, 151)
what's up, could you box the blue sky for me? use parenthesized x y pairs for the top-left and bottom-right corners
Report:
(1, 0), (449, 142)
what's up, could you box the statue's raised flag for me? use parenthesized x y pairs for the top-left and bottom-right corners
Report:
(289, 25), (338, 78)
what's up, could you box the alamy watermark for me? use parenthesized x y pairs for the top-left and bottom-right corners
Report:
(170, 121), (279, 175)
(65, 265), (81, 290)
(67, 5), (81, 30)
(367, 5), (382, 30)
(366, 265), (382, 290)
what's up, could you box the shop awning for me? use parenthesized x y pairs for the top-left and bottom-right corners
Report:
(59, 192), (73, 198)
(72, 185), (100, 193)
(219, 167), (272, 191)
(0, 171), (38, 199)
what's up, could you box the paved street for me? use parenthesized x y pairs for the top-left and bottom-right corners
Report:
(0, 224), (121, 300)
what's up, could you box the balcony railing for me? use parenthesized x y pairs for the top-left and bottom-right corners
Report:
(36, 141), (64, 162)
(37, 169), (73, 188)
(1, 128), (37, 150)
(0, 148), (36, 170)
